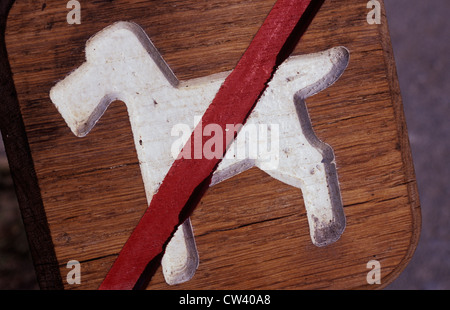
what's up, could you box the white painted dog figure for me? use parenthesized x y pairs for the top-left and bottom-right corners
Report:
(50, 22), (348, 285)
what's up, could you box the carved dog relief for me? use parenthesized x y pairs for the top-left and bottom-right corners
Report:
(50, 21), (348, 285)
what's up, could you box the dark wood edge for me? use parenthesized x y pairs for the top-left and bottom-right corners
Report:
(0, 0), (64, 290)
(376, 0), (422, 289)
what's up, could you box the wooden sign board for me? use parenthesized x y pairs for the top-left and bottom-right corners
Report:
(0, 0), (420, 289)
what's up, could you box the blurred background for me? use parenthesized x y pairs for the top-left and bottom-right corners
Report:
(383, 0), (449, 289)
(0, 0), (449, 289)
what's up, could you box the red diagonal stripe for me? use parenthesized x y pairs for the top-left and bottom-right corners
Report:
(100, 0), (313, 290)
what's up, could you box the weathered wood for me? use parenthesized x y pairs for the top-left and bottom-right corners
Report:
(1, 0), (420, 289)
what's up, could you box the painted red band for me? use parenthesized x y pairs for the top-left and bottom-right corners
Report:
(99, 0), (313, 290)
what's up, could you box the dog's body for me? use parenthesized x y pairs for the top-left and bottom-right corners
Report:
(50, 22), (348, 285)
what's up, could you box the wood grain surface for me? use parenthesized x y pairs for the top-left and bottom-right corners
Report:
(1, 0), (420, 289)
